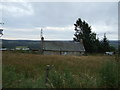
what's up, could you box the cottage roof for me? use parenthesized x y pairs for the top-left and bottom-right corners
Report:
(41, 41), (85, 52)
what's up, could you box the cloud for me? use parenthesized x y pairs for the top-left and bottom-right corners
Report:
(92, 24), (118, 34)
(36, 25), (74, 31)
(4, 27), (37, 32)
(5, 25), (74, 32)
(3, 22), (118, 40)
(3, 26), (75, 40)
(1, 2), (118, 40)
(1, 0), (26, 2)
(0, 1), (34, 17)
(1, 0), (119, 2)
(92, 24), (118, 40)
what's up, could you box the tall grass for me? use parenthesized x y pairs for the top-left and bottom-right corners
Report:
(2, 51), (119, 88)
(98, 60), (120, 88)
(46, 69), (78, 88)
(2, 65), (46, 88)
(2, 65), (97, 88)
(3, 51), (113, 76)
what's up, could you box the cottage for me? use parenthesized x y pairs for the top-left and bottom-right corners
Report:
(0, 48), (7, 51)
(39, 29), (85, 56)
(16, 46), (30, 51)
(40, 41), (85, 56)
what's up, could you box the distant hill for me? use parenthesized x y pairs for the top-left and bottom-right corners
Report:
(2, 39), (41, 50)
(1, 39), (119, 50)
(109, 40), (119, 49)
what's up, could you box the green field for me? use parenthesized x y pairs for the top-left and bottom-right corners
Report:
(2, 51), (120, 88)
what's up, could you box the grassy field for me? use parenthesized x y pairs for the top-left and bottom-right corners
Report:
(2, 51), (120, 88)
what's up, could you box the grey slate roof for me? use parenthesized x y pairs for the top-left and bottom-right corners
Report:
(41, 41), (85, 52)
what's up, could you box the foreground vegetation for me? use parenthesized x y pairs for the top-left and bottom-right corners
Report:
(2, 51), (120, 88)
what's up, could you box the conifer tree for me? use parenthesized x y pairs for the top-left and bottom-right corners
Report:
(73, 18), (98, 53)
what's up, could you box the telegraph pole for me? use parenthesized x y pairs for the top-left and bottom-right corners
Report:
(41, 28), (43, 38)
(40, 28), (44, 54)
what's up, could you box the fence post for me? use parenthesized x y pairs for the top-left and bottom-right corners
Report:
(45, 64), (54, 87)
(45, 65), (50, 85)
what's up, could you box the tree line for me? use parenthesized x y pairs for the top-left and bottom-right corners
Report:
(73, 18), (116, 53)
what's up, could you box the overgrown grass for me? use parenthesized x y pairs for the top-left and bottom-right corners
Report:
(2, 65), (45, 88)
(98, 60), (120, 88)
(2, 51), (120, 88)
(2, 65), (98, 88)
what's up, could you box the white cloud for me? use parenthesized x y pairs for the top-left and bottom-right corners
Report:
(1, 0), (25, 2)
(4, 25), (74, 32)
(3, 26), (75, 40)
(36, 25), (74, 31)
(3, 22), (118, 40)
(92, 24), (118, 40)
(4, 27), (37, 32)
(1, 0), (119, 2)
(0, 2), (34, 17)
(1, 2), (118, 40)
(92, 25), (117, 33)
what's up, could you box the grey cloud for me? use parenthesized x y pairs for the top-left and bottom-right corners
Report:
(3, 2), (117, 27)
(1, 2), (118, 40)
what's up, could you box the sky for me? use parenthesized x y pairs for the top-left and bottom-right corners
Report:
(0, 1), (118, 40)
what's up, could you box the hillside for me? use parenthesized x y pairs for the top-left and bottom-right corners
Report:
(2, 39), (40, 50)
(109, 40), (119, 49)
(1, 39), (119, 50)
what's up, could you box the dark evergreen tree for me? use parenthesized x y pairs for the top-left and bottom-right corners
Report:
(73, 18), (99, 53)
(73, 18), (113, 53)
(101, 33), (110, 52)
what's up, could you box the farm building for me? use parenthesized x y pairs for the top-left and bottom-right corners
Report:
(40, 41), (85, 56)
(16, 46), (30, 51)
